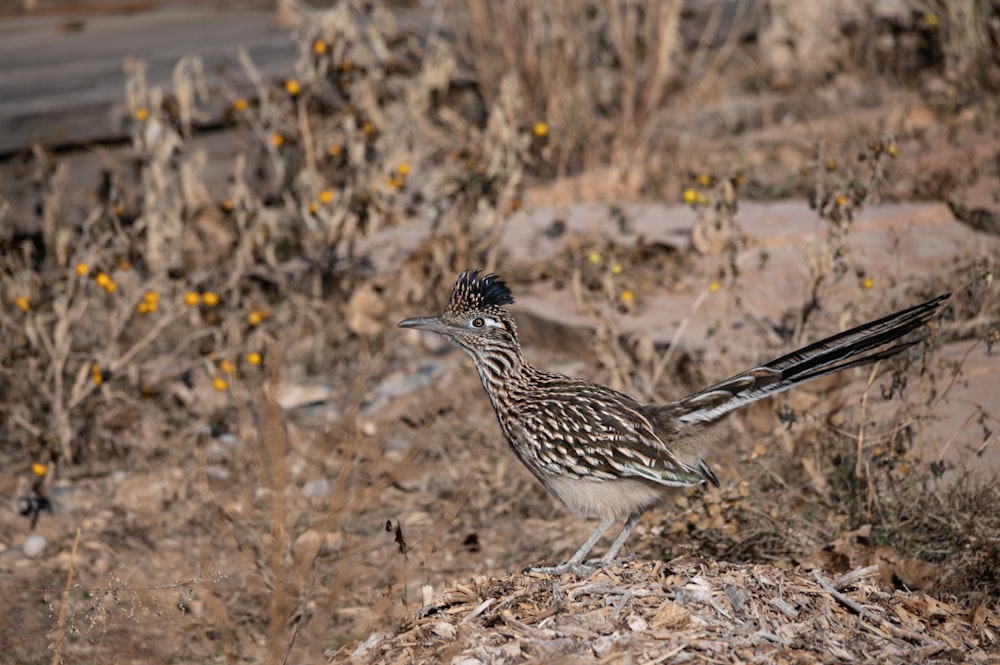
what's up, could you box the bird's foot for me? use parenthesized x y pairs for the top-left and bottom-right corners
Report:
(524, 553), (639, 577)
(607, 552), (639, 566)
(523, 561), (598, 576)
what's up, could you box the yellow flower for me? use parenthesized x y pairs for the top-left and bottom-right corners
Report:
(533, 121), (548, 138)
(285, 79), (301, 96)
(246, 352), (262, 366)
(31, 462), (48, 477)
(184, 291), (201, 307)
(682, 188), (698, 205)
(611, 263), (623, 275)
(696, 173), (713, 187)
(202, 291), (220, 307)
(318, 189), (335, 204)
(836, 194), (848, 206)
(329, 144), (342, 156)
(219, 360), (236, 374)
(922, 11), (939, 27)
(137, 290), (159, 314)
(91, 363), (103, 386)
(308, 201), (319, 214)
(271, 132), (284, 147)
(135, 107), (149, 122)
(231, 98), (248, 113)
(221, 198), (234, 211)
(75, 262), (89, 277)
(213, 376), (228, 392)
(826, 159), (838, 172)
(709, 280), (721, 293)
(248, 309), (269, 326)
(397, 162), (410, 176)
(620, 290), (635, 303)
(862, 276), (874, 289)
(312, 39), (328, 55)
(386, 176), (404, 190)
(362, 121), (375, 135)
(14, 296), (29, 312)
(886, 143), (898, 159)
(587, 251), (601, 265)
(96, 272), (116, 293)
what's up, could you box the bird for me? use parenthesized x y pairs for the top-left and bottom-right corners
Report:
(398, 269), (949, 574)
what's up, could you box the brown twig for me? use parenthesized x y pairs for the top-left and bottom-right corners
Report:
(856, 361), (881, 481)
(52, 528), (81, 665)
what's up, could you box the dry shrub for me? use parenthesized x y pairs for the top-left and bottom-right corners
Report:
(456, 0), (684, 179)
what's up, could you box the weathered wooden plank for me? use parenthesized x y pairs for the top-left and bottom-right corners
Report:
(0, 5), (294, 154)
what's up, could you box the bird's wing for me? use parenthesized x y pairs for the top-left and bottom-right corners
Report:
(517, 379), (710, 487)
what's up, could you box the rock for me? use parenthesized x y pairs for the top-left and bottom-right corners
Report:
(113, 471), (181, 512)
(272, 382), (333, 411)
(430, 622), (456, 639)
(292, 529), (322, 565)
(22, 535), (46, 558)
(302, 477), (331, 498)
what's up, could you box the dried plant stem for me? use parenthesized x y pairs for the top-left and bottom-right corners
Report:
(296, 98), (316, 174)
(52, 528), (81, 665)
(650, 288), (710, 391)
(263, 342), (290, 664)
(832, 565), (880, 590)
(855, 361), (880, 481)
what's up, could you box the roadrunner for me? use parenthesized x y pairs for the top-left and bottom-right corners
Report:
(399, 270), (949, 574)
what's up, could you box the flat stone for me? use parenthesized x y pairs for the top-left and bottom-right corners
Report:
(511, 201), (980, 353)
(386, 200), (1000, 469)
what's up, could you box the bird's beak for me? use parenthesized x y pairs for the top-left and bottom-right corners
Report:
(398, 316), (451, 334)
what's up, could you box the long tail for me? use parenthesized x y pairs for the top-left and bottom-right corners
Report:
(673, 293), (951, 424)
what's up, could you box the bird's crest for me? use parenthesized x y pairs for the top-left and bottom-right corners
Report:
(445, 269), (514, 319)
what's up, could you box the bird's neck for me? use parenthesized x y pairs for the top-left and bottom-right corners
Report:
(467, 342), (531, 396)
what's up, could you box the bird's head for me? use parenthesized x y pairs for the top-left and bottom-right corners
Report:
(398, 269), (519, 352)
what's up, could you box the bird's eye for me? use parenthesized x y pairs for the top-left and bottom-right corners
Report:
(471, 317), (485, 328)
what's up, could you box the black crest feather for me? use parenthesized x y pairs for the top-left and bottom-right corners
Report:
(446, 269), (514, 317)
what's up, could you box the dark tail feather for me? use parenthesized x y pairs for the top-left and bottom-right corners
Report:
(674, 293), (950, 424)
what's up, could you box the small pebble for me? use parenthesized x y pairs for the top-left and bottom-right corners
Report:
(302, 477), (332, 498)
(23, 535), (46, 558)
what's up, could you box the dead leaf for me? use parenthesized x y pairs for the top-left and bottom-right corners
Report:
(650, 601), (689, 629)
(895, 557), (939, 590)
(875, 545), (898, 586)
(344, 281), (388, 335)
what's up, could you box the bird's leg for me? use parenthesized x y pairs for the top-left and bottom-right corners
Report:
(526, 515), (618, 575)
(599, 510), (644, 565)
